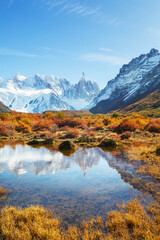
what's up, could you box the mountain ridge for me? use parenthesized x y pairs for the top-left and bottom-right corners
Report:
(90, 48), (160, 113)
(0, 73), (100, 113)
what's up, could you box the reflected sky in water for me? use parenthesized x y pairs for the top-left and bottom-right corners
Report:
(0, 144), (139, 223)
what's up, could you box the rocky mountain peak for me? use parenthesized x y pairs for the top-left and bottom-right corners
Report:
(79, 72), (88, 83)
(89, 48), (160, 113)
(148, 48), (159, 56)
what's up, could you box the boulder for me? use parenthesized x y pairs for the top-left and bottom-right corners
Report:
(58, 141), (75, 151)
(99, 138), (117, 148)
(156, 146), (160, 156)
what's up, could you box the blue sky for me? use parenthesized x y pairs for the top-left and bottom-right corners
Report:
(0, 0), (160, 88)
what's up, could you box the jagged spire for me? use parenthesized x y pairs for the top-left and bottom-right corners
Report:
(82, 72), (85, 77)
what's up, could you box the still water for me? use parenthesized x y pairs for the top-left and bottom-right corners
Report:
(0, 144), (139, 223)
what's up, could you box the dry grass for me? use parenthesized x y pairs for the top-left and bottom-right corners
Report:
(126, 144), (160, 180)
(105, 199), (160, 240)
(0, 199), (159, 240)
(0, 186), (11, 201)
(0, 205), (61, 240)
(124, 144), (160, 202)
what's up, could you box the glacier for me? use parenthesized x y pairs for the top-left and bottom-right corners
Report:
(0, 73), (100, 113)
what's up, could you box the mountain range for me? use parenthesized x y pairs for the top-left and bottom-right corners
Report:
(0, 48), (159, 114)
(0, 73), (100, 113)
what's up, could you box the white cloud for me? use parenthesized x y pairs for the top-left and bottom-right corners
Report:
(0, 48), (37, 58)
(43, 0), (99, 17)
(40, 0), (121, 26)
(80, 53), (129, 66)
(6, 0), (121, 26)
(99, 48), (112, 53)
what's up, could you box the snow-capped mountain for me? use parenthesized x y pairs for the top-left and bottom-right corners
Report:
(0, 73), (100, 113)
(89, 49), (160, 113)
(63, 72), (100, 109)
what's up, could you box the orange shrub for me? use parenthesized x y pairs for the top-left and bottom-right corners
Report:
(55, 117), (85, 129)
(145, 119), (160, 133)
(15, 122), (31, 133)
(78, 130), (97, 143)
(103, 117), (112, 126)
(112, 119), (139, 133)
(55, 111), (66, 119)
(65, 128), (79, 138)
(44, 111), (54, 119)
(48, 124), (58, 133)
(0, 126), (8, 136)
(94, 124), (104, 130)
(32, 119), (54, 131)
(88, 131), (97, 138)
(38, 130), (51, 137)
(93, 119), (104, 130)
(0, 113), (11, 121)
(135, 118), (148, 129)
(0, 122), (15, 136)
(120, 131), (132, 140)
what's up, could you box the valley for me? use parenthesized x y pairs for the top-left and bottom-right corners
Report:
(1, 0), (160, 238)
(0, 49), (159, 240)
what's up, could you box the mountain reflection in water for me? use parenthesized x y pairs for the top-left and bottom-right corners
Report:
(0, 145), (105, 176)
(0, 144), (140, 223)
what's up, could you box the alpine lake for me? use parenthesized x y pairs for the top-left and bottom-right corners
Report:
(0, 141), (154, 225)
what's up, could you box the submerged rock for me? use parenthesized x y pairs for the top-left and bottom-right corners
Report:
(27, 139), (41, 145)
(27, 138), (53, 146)
(58, 141), (75, 151)
(42, 138), (53, 145)
(156, 146), (160, 156)
(99, 138), (117, 148)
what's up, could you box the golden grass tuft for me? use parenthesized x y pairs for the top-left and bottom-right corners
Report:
(105, 199), (160, 240)
(0, 186), (11, 201)
(0, 200), (159, 240)
(126, 144), (160, 180)
(0, 205), (61, 240)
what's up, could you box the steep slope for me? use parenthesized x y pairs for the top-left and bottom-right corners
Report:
(117, 89), (160, 117)
(90, 49), (160, 114)
(0, 101), (11, 112)
(0, 73), (99, 113)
